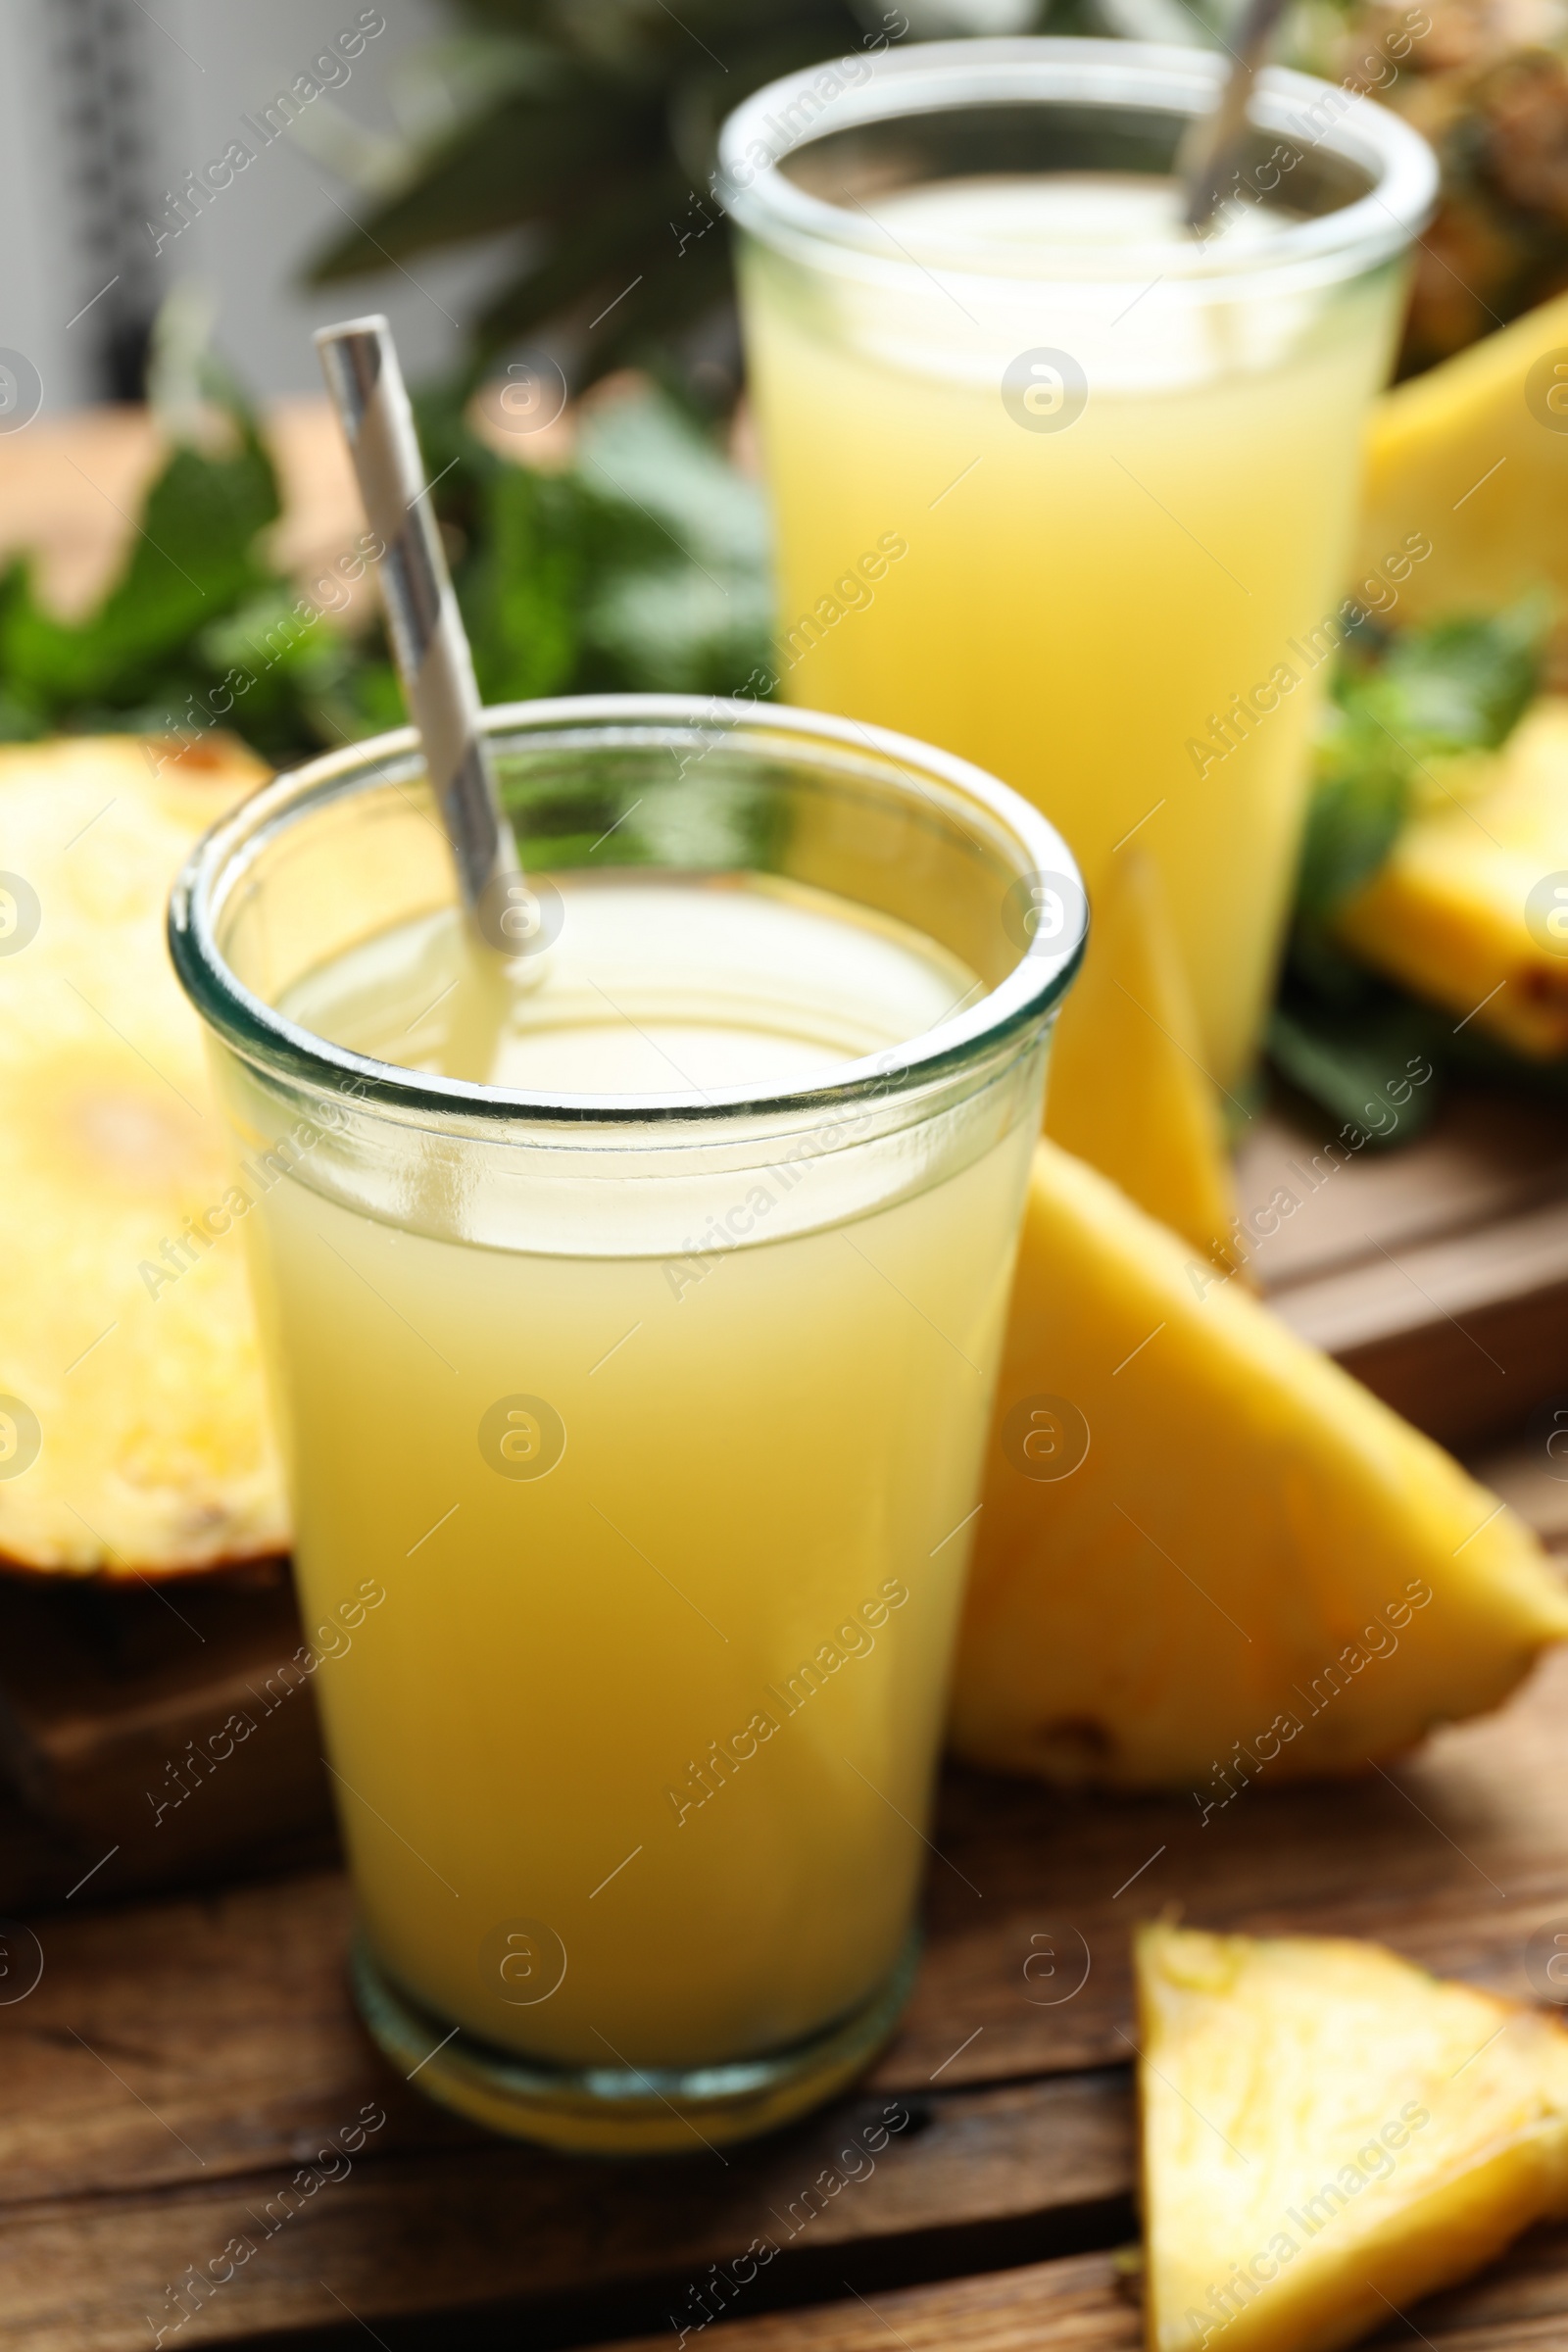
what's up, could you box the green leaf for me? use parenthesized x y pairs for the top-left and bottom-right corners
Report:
(307, 81), (658, 282)
(1295, 596), (1550, 924)
(297, 0), (880, 384)
(462, 464), (585, 703)
(582, 562), (772, 693)
(0, 414), (279, 710)
(1267, 1000), (1445, 1147)
(1277, 595), (1556, 1141)
(576, 384), (769, 573)
(1295, 699), (1409, 919)
(568, 385), (773, 691)
(1375, 595), (1550, 756)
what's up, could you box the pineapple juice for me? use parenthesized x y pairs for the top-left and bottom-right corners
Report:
(245, 873), (1039, 2071)
(736, 174), (1406, 1094)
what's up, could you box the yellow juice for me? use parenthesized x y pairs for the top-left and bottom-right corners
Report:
(242, 874), (1039, 2071)
(738, 177), (1405, 1090)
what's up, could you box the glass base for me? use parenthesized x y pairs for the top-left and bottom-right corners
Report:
(351, 1930), (921, 2154)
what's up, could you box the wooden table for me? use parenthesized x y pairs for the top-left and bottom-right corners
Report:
(8, 1643), (1568, 2352)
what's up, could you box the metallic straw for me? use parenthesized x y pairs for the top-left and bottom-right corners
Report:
(1181, 0), (1294, 232)
(314, 314), (521, 941)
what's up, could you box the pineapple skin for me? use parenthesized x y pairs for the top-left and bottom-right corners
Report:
(1336, 697), (1568, 1057)
(1044, 848), (1244, 1275)
(949, 1142), (1568, 1789)
(1139, 1923), (1568, 2352)
(0, 735), (289, 1577)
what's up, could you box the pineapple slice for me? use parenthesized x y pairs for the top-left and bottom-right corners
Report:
(0, 734), (288, 1576)
(1335, 696), (1568, 1058)
(1044, 848), (1242, 1271)
(949, 1140), (1568, 1788)
(1353, 285), (1568, 630)
(1139, 1922), (1568, 2352)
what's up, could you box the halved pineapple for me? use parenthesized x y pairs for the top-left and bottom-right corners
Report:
(1044, 847), (1242, 1271)
(949, 1140), (1568, 1788)
(0, 734), (288, 1575)
(1139, 1921), (1568, 2352)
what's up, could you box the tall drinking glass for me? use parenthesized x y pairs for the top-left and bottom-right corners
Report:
(718, 40), (1437, 1092)
(170, 695), (1084, 2152)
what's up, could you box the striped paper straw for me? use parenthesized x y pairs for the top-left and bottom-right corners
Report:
(315, 314), (522, 943)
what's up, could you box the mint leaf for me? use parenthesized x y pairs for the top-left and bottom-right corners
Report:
(1295, 596), (1550, 924)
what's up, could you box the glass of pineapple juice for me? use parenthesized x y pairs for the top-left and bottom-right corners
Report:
(170, 695), (1084, 2153)
(718, 40), (1436, 1094)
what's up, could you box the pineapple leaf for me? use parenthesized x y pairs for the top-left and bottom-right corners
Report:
(308, 81), (661, 281)
(298, 0), (913, 389)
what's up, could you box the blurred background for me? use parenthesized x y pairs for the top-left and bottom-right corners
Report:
(3, 0), (1036, 414)
(1, 0), (488, 407)
(12, 0), (1568, 419)
(7, 0), (1568, 1131)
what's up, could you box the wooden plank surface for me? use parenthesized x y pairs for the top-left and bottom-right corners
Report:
(0, 2077), (1133, 2352)
(1239, 1091), (1568, 1446)
(592, 2257), (1143, 2352)
(7, 1643), (1568, 2349)
(0, 1571), (332, 1899)
(582, 2229), (1568, 2352)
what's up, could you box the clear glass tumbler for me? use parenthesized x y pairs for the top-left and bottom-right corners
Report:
(170, 695), (1084, 2152)
(718, 38), (1437, 1095)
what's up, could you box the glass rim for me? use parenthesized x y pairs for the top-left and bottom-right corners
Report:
(715, 37), (1438, 289)
(168, 694), (1086, 1133)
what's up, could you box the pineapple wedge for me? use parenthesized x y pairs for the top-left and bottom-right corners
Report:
(1139, 1922), (1568, 2352)
(1353, 286), (1568, 630)
(1044, 848), (1242, 1271)
(949, 1140), (1568, 1788)
(1335, 697), (1568, 1058)
(0, 735), (288, 1576)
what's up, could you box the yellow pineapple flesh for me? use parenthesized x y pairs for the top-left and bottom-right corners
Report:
(1140, 1921), (1568, 2352)
(0, 735), (288, 1576)
(1044, 848), (1243, 1272)
(1335, 696), (1568, 1057)
(1352, 287), (1568, 632)
(948, 1139), (1568, 1788)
